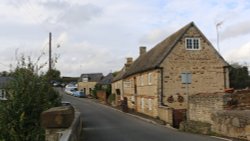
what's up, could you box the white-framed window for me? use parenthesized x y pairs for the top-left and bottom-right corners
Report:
(148, 73), (152, 85)
(148, 99), (152, 111)
(140, 75), (144, 86)
(0, 89), (6, 100)
(185, 38), (200, 50)
(141, 98), (144, 111)
(123, 80), (131, 88)
(131, 96), (135, 103)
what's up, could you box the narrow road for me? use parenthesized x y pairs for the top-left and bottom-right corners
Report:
(58, 89), (225, 141)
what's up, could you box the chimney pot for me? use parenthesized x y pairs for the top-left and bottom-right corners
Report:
(126, 57), (133, 64)
(140, 46), (147, 55)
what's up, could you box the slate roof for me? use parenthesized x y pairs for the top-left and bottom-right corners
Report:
(99, 73), (113, 85)
(0, 77), (12, 88)
(80, 73), (103, 82)
(123, 22), (228, 78)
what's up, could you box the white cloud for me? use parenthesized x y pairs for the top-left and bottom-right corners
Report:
(0, 0), (250, 76)
(225, 42), (250, 63)
(55, 41), (123, 76)
(221, 20), (250, 40)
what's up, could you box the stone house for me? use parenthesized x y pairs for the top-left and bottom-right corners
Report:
(78, 73), (103, 95)
(112, 57), (133, 105)
(112, 22), (229, 127)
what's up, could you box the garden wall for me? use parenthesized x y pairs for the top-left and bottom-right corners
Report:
(188, 92), (226, 124)
(211, 110), (250, 140)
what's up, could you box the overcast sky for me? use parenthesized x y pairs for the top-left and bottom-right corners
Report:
(0, 0), (250, 76)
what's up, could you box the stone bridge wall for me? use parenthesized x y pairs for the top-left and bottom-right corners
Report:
(41, 105), (83, 141)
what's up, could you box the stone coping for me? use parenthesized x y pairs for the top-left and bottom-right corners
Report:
(59, 108), (82, 141)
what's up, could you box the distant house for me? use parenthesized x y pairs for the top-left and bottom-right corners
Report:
(96, 73), (113, 101)
(78, 73), (103, 95)
(99, 73), (113, 88)
(0, 77), (12, 100)
(112, 57), (133, 105)
(112, 22), (229, 127)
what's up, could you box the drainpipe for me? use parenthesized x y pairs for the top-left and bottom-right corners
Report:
(159, 67), (168, 106)
(223, 66), (229, 89)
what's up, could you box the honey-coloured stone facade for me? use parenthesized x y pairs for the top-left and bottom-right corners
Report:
(160, 26), (229, 109)
(112, 22), (229, 125)
(78, 82), (97, 95)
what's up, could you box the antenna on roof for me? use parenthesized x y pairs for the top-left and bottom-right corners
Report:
(216, 21), (223, 53)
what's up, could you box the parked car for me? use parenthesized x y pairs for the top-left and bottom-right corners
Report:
(53, 82), (61, 87)
(72, 91), (86, 98)
(65, 87), (77, 95)
(60, 83), (66, 87)
(65, 83), (77, 88)
(61, 101), (71, 106)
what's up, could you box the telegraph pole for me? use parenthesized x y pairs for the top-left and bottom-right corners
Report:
(49, 32), (52, 71)
(216, 21), (223, 53)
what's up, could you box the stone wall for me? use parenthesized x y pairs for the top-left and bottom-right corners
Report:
(136, 96), (158, 117)
(189, 92), (226, 124)
(123, 70), (160, 117)
(211, 110), (250, 140)
(112, 80), (123, 106)
(158, 106), (173, 125)
(97, 90), (107, 102)
(41, 105), (83, 141)
(226, 90), (250, 110)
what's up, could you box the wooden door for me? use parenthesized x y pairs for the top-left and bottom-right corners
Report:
(173, 109), (187, 128)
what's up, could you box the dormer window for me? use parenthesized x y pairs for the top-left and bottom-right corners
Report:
(185, 38), (200, 50)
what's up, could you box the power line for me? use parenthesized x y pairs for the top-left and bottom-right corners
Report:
(0, 62), (10, 68)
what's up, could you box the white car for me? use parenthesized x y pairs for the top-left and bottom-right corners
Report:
(65, 87), (77, 95)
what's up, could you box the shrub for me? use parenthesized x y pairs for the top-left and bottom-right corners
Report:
(108, 93), (116, 105)
(0, 57), (61, 141)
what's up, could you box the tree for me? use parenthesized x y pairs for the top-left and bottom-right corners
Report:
(0, 71), (10, 76)
(45, 69), (61, 82)
(0, 57), (61, 141)
(229, 63), (250, 89)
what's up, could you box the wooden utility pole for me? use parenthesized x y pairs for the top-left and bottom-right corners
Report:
(49, 32), (52, 71)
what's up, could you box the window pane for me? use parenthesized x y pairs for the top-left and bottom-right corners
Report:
(186, 39), (193, 49)
(141, 98), (144, 110)
(193, 39), (199, 49)
(148, 73), (152, 85)
(148, 99), (152, 110)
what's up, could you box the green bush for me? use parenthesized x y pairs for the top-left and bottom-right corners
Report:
(0, 57), (61, 141)
(108, 93), (116, 104)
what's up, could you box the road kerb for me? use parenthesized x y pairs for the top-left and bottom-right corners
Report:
(210, 136), (232, 141)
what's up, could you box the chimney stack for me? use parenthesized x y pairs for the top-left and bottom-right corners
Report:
(125, 57), (133, 71)
(139, 46), (147, 56)
(126, 57), (133, 64)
